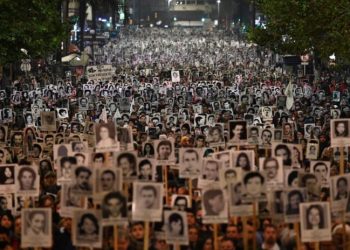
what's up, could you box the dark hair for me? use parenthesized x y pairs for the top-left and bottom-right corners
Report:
(203, 189), (223, 215)
(334, 121), (349, 136)
(224, 169), (237, 178)
(263, 158), (279, 170)
(75, 166), (91, 177)
(140, 185), (157, 196)
(243, 172), (264, 185)
(101, 170), (116, 180)
(236, 153), (251, 171)
(286, 190), (304, 214)
(302, 174), (317, 186)
(288, 171), (298, 186)
(28, 210), (46, 229)
(117, 153), (136, 170)
(183, 149), (199, 161)
(78, 213), (99, 235)
(94, 153), (105, 162)
(313, 162), (328, 173)
(174, 196), (188, 208)
(138, 159), (152, 171)
(157, 140), (172, 153)
(306, 204), (325, 229)
(60, 156), (76, 167)
(102, 191), (127, 217)
(168, 212), (184, 235)
(143, 143), (154, 155)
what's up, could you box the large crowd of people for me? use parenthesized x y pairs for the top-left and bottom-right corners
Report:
(0, 27), (348, 250)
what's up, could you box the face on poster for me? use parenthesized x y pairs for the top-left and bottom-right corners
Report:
(101, 191), (128, 225)
(179, 148), (202, 179)
(310, 161), (330, 187)
(259, 157), (283, 187)
(16, 165), (39, 197)
(95, 122), (118, 152)
(231, 150), (255, 172)
(164, 210), (189, 245)
(241, 171), (267, 202)
(155, 139), (176, 164)
(21, 208), (52, 248)
(202, 186), (228, 224)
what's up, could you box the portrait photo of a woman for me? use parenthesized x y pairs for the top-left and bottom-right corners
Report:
(77, 213), (100, 242)
(95, 123), (116, 149)
(17, 166), (36, 191)
(305, 204), (325, 230)
(166, 212), (185, 237)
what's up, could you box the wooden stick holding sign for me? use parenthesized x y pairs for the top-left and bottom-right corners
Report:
(144, 221), (150, 250)
(114, 225), (118, 250)
(163, 165), (169, 206)
(315, 242), (320, 250)
(213, 224), (219, 250)
(294, 222), (301, 250)
(188, 179), (193, 208)
(243, 217), (248, 250)
(252, 202), (257, 250)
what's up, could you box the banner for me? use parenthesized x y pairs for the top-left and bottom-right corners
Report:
(86, 64), (116, 81)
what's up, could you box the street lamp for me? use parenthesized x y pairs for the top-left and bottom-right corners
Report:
(217, 0), (221, 26)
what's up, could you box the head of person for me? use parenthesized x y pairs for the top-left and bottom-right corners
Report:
(263, 158), (279, 180)
(204, 160), (219, 180)
(117, 153), (136, 174)
(27, 211), (45, 234)
(103, 191), (127, 217)
(78, 213), (99, 236)
(100, 170), (116, 191)
(225, 225), (239, 239)
(243, 172), (264, 196)
(140, 185), (157, 209)
(75, 166), (92, 190)
(236, 152), (250, 171)
(203, 189), (225, 215)
(337, 177), (348, 195)
(288, 171), (299, 187)
(261, 129), (272, 144)
(231, 122), (246, 139)
(138, 159), (152, 178)
(183, 149), (199, 168)
(288, 190), (303, 210)
(157, 140), (172, 160)
(250, 127), (259, 138)
(306, 204), (324, 229)
(263, 225), (278, 247)
(18, 167), (36, 190)
(335, 121), (348, 136)
(224, 169), (237, 183)
(168, 213), (184, 235)
(275, 144), (291, 164)
(174, 196), (188, 211)
(220, 237), (235, 250)
(143, 143), (154, 155)
(98, 124), (111, 140)
(313, 162), (328, 182)
(0, 197), (7, 211)
(60, 157), (76, 178)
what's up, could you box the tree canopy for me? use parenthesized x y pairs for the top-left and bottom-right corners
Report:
(248, 0), (350, 63)
(0, 0), (69, 65)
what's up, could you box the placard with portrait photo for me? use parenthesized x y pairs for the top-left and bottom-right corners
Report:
(72, 209), (102, 248)
(16, 165), (39, 197)
(21, 208), (52, 248)
(330, 174), (350, 212)
(306, 142), (319, 160)
(219, 167), (241, 190)
(0, 164), (16, 193)
(67, 165), (93, 197)
(137, 158), (155, 181)
(259, 157), (284, 189)
(171, 195), (190, 211)
(202, 185), (228, 224)
(272, 143), (293, 167)
(330, 119), (350, 146)
(231, 150), (255, 172)
(228, 182), (254, 217)
(241, 171), (267, 203)
(94, 167), (122, 196)
(116, 151), (138, 181)
(284, 188), (306, 223)
(200, 159), (222, 184)
(207, 126), (225, 146)
(132, 182), (164, 222)
(40, 111), (56, 132)
(300, 202), (332, 242)
(310, 161), (330, 187)
(179, 148), (202, 179)
(101, 191), (128, 225)
(154, 139), (176, 164)
(229, 120), (247, 142)
(164, 210), (189, 245)
(95, 122), (118, 152)
(116, 127), (133, 151)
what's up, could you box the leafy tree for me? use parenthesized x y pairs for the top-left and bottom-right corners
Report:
(0, 0), (69, 65)
(248, 0), (350, 63)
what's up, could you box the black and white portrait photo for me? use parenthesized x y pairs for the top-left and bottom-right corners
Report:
(73, 209), (102, 248)
(57, 108), (69, 119)
(229, 120), (247, 142)
(241, 171), (267, 202)
(68, 166), (93, 197)
(331, 119), (350, 146)
(202, 186), (228, 224)
(164, 210), (189, 245)
(284, 188), (305, 223)
(0, 165), (16, 193)
(300, 202), (331, 242)
(101, 191), (128, 225)
(331, 174), (350, 212)
(57, 156), (76, 182)
(179, 148), (202, 179)
(201, 159), (221, 182)
(155, 139), (176, 164)
(231, 150), (255, 172)
(306, 142), (319, 160)
(116, 151), (138, 180)
(40, 111), (57, 132)
(137, 158), (154, 181)
(171, 195), (190, 211)
(94, 168), (122, 195)
(310, 161), (330, 187)
(21, 208), (52, 248)
(16, 165), (39, 196)
(259, 157), (283, 188)
(95, 122), (118, 152)
(132, 182), (163, 221)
